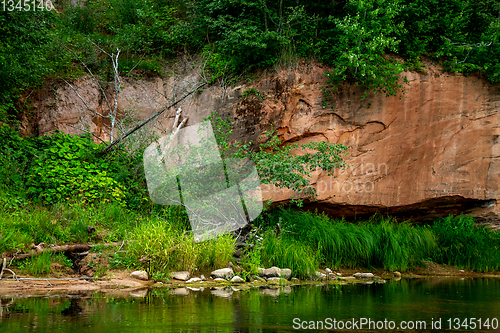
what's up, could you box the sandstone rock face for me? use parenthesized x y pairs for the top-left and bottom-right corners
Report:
(33, 60), (500, 223)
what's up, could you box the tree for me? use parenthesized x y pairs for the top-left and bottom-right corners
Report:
(326, 0), (408, 100)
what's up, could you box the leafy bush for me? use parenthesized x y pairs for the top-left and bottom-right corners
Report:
(26, 133), (126, 206)
(323, 0), (408, 100)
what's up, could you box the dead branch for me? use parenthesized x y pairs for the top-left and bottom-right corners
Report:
(100, 82), (207, 155)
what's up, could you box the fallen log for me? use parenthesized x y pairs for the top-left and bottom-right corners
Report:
(4, 244), (91, 262)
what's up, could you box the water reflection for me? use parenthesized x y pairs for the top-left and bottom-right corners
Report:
(1, 278), (499, 332)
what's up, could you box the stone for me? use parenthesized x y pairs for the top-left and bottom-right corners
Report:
(130, 270), (149, 281)
(228, 262), (242, 273)
(280, 268), (292, 280)
(170, 271), (190, 281)
(393, 271), (402, 278)
(315, 271), (327, 280)
(259, 266), (281, 278)
(267, 277), (281, 285)
(213, 278), (227, 282)
(354, 273), (375, 279)
(200, 274), (206, 281)
(186, 277), (202, 283)
(338, 276), (356, 281)
(211, 268), (234, 279)
(230, 276), (245, 283)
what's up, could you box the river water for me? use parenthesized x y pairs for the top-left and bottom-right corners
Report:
(1, 278), (500, 332)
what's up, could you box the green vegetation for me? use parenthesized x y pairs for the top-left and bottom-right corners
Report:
(432, 215), (500, 272)
(1, 0), (500, 279)
(207, 114), (349, 201)
(246, 209), (500, 275)
(125, 218), (234, 277)
(1, 0), (499, 122)
(252, 209), (437, 274)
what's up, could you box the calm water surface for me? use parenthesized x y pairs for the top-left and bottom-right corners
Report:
(1, 278), (500, 332)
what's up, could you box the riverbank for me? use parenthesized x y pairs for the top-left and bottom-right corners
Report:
(3, 202), (500, 293)
(2, 262), (499, 297)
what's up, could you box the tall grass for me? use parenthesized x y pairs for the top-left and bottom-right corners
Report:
(126, 219), (235, 276)
(259, 231), (320, 279)
(432, 215), (500, 272)
(263, 208), (437, 272)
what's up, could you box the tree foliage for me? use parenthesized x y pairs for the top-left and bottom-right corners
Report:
(208, 115), (349, 203)
(1, 0), (499, 123)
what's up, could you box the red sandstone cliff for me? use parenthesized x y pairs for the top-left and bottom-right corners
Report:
(31, 60), (500, 224)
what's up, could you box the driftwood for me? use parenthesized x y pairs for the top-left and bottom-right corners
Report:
(5, 244), (91, 262)
(0, 258), (6, 279)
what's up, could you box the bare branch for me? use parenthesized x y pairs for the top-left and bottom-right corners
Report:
(63, 80), (106, 118)
(100, 82), (207, 155)
(172, 108), (182, 131)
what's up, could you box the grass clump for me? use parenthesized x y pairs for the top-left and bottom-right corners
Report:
(125, 219), (235, 279)
(15, 252), (73, 277)
(432, 215), (500, 272)
(258, 231), (320, 279)
(260, 208), (437, 272)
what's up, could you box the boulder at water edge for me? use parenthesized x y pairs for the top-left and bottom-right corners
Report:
(171, 271), (190, 281)
(130, 270), (149, 281)
(211, 268), (234, 279)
